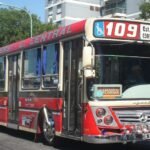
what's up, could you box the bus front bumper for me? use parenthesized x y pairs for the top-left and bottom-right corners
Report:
(83, 133), (150, 144)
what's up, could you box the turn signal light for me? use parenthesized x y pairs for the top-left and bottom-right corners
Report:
(96, 108), (106, 118)
(104, 115), (113, 125)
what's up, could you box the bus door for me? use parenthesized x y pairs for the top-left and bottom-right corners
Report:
(63, 38), (83, 135)
(8, 54), (20, 128)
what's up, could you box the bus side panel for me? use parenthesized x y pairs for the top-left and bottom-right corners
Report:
(19, 98), (63, 133)
(83, 103), (100, 135)
(0, 97), (8, 126)
(52, 112), (63, 132)
(19, 110), (39, 133)
(0, 97), (8, 106)
(0, 108), (8, 126)
(19, 98), (63, 110)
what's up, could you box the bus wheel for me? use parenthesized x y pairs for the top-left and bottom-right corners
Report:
(42, 112), (57, 145)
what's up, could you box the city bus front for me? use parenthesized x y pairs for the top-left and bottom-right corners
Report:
(82, 18), (150, 144)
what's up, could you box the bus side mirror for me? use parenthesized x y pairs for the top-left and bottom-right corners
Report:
(83, 46), (95, 68)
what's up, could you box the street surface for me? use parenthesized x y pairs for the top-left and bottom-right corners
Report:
(0, 126), (150, 150)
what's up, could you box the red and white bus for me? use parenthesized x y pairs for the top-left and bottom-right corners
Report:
(0, 18), (150, 145)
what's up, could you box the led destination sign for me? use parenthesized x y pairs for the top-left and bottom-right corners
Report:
(94, 20), (150, 41)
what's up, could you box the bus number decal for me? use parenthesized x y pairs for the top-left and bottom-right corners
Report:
(105, 21), (139, 39)
(127, 24), (138, 38)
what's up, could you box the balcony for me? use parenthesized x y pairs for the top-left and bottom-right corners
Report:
(104, 7), (126, 16)
(48, 0), (63, 5)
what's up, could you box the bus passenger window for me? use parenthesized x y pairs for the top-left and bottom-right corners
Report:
(42, 44), (59, 88)
(0, 57), (5, 90)
(22, 48), (41, 89)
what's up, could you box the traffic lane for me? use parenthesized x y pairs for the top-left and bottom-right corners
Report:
(0, 127), (52, 150)
(0, 127), (150, 150)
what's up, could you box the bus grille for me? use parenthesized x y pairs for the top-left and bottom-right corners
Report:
(114, 109), (150, 125)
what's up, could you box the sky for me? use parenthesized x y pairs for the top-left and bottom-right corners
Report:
(0, 0), (45, 22)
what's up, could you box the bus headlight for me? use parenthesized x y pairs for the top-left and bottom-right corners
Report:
(96, 108), (106, 118)
(104, 115), (113, 125)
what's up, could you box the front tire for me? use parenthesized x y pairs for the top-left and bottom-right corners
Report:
(42, 111), (57, 145)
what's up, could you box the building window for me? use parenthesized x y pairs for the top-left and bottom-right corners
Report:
(57, 4), (62, 14)
(48, 15), (53, 23)
(90, 6), (94, 11)
(95, 7), (100, 12)
(22, 48), (41, 89)
(56, 13), (62, 20)
(104, 0), (126, 16)
(48, 0), (53, 4)
(48, 7), (53, 15)
(0, 57), (5, 90)
(42, 44), (59, 88)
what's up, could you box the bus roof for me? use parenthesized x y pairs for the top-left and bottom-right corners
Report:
(0, 20), (86, 55)
(1, 18), (150, 55)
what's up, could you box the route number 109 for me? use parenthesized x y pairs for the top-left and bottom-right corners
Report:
(105, 22), (139, 39)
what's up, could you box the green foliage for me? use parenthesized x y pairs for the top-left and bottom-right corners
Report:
(139, 2), (150, 20)
(0, 8), (57, 47)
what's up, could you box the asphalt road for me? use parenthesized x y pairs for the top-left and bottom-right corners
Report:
(0, 127), (150, 150)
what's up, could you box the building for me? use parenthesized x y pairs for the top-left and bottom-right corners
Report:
(45, 0), (149, 27)
(45, 0), (101, 26)
(100, 0), (148, 19)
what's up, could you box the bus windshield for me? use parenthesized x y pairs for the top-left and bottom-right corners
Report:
(87, 41), (150, 100)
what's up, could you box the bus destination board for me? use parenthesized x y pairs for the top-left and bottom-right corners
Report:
(93, 21), (150, 41)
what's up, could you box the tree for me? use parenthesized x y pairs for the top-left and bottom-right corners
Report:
(139, 2), (150, 20)
(0, 8), (57, 47)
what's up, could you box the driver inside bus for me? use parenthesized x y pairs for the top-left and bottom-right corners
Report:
(125, 65), (145, 87)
